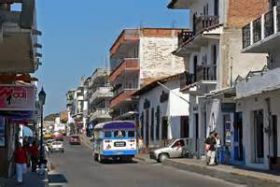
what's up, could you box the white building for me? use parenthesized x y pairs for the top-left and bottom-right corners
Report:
(168, 0), (268, 161)
(236, 0), (280, 170)
(135, 74), (189, 148)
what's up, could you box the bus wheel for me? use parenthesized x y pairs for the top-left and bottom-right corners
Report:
(98, 154), (103, 163)
(94, 154), (98, 161)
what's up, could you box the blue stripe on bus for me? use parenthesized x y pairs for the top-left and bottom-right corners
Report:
(102, 150), (137, 156)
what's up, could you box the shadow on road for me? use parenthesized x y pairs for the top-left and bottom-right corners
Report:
(98, 159), (138, 165)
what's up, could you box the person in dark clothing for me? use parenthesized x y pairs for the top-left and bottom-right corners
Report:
(205, 131), (217, 166)
(28, 141), (39, 172)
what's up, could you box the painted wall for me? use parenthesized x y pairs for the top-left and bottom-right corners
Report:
(236, 90), (280, 170)
(139, 36), (185, 86)
(138, 79), (189, 147)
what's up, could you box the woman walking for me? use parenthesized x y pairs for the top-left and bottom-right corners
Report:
(14, 142), (28, 184)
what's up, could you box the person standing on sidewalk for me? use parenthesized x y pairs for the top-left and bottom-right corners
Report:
(205, 132), (217, 166)
(28, 141), (39, 172)
(14, 142), (28, 184)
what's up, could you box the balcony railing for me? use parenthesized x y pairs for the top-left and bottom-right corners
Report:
(109, 58), (139, 82)
(242, 5), (279, 49)
(110, 89), (137, 108)
(194, 16), (219, 35)
(180, 71), (195, 89)
(178, 30), (193, 47)
(196, 65), (217, 82)
(253, 17), (261, 43)
(90, 108), (111, 121)
(90, 86), (113, 103)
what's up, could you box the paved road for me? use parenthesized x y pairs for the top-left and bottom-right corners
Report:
(48, 142), (245, 187)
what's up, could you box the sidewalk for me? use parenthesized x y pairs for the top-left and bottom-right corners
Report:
(136, 154), (280, 187)
(0, 171), (47, 187)
(79, 134), (93, 149)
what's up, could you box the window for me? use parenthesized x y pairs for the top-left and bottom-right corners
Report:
(104, 131), (112, 138)
(214, 0), (219, 16)
(151, 108), (154, 141)
(128, 131), (135, 138)
(114, 130), (125, 138)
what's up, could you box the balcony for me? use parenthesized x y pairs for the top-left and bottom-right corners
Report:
(237, 67), (280, 99)
(178, 30), (193, 48)
(110, 89), (137, 108)
(89, 69), (109, 88)
(179, 71), (195, 90)
(196, 65), (217, 82)
(242, 5), (280, 53)
(0, 0), (40, 73)
(89, 108), (111, 122)
(89, 87), (113, 104)
(194, 16), (220, 36)
(109, 58), (139, 82)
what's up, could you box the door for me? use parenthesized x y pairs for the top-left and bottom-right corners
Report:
(162, 117), (168, 146)
(253, 110), (264, 163)
(145, 109), (150, 147)
(170, 139), (185, 158)
(234, 112), (243, 161)
(180, 116), (189, 138)
(195, 114), (199, 152)
(271, 115), (279, 169)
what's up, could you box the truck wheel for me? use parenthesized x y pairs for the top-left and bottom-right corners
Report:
(159, 153), (169, 162)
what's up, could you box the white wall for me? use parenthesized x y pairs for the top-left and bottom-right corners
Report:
(138, 79), (189, 147)
(236, 90), (280, 170)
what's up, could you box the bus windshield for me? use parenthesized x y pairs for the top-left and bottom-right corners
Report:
(113, 130), (125, 138)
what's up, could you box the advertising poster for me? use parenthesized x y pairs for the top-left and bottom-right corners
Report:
(0, 117), (5, 147)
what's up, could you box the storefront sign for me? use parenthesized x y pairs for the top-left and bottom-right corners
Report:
(0, 85), (35, 111)
(0, 117), (5, 147)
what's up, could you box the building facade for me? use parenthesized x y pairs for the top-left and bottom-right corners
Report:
(109, 28), (186, 120)
(236, 0), (280, 170)
(0, 0), (41, 177)
(168, 0), (268, 162)
(87, 68), (113, 126)
(135, 74), (189, 149)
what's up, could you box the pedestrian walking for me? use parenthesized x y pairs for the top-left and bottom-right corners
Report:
(214, 132), (221, 164)
(14, 142), (28, 184)
(28, 141), (39, 172)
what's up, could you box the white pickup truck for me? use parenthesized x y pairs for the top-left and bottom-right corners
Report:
(149, 138), (192, 162)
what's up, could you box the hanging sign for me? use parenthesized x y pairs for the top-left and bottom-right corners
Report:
(0, 85), (36, 111)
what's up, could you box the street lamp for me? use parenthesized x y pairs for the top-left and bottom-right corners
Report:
(38, 87), (46, 165)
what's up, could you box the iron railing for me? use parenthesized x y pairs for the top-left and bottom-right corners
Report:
(253, 17), (261, 43)
(196, 65), (217, 81)
(178, 30), (193, 47)
(242, 24), (251, 48)
(264, 10), (274, 37)
(194, 15), (219, 35)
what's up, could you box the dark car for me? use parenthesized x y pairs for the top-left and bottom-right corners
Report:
(69, 135), (81, 145)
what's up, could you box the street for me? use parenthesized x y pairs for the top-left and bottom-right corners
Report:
(48, 142), (245, 187)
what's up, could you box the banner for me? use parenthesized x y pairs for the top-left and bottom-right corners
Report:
(0, 85), (36, 111)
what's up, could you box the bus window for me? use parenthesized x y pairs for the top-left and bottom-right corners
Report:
(104, 131), (112, 138)
(114, 130), (125, 138)
(128, 131), (135, 138)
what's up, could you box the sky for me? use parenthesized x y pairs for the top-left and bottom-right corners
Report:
(35, 0), (190, 115)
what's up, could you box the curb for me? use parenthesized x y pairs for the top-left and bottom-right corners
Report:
(162, 159), (280, 187)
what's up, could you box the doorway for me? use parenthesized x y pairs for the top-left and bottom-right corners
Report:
(145, 109), (150, 147)
(253, 110), (264, 163)
(162, 117), (168, 146)
(234, 112), (243, 161)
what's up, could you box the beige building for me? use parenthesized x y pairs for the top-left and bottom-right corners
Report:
(109, 28), (186, 120)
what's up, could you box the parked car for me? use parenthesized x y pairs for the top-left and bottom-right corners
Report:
(46, 139), (55, 148)
(69, 135), (81, 145)
(149, 138), (192, 162)
(50, 141), (64, 153)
